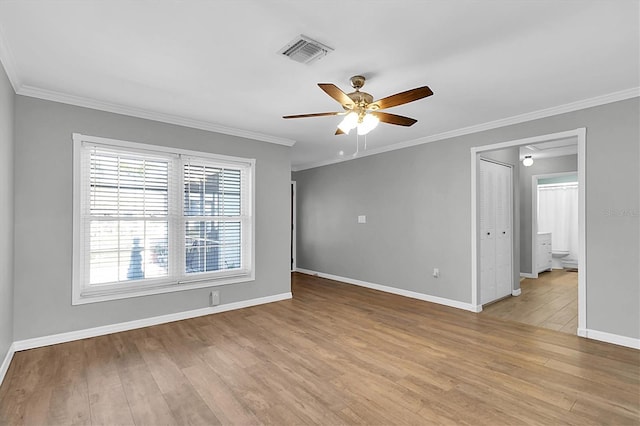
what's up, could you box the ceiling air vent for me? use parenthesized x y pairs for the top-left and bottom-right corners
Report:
(278, 35), (333, 64)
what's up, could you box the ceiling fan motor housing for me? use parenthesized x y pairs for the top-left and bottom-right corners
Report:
(350, 75), (366, 89)
(346, 76), (377, 110)
(345, 91), (374, 109)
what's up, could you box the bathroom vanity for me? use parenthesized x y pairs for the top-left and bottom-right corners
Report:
(536, 232), (552, 273)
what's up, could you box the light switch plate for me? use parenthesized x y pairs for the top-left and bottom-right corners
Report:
(358, 215), (366, 224)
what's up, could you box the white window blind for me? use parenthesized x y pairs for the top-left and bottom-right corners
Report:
(183, 160), (247, 275)
(83, 145), (172, 286)
(73, 134), (254, 304)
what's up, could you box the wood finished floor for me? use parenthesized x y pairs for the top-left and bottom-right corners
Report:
(1, 272), (638, 425)
(482, 269), (578, 334)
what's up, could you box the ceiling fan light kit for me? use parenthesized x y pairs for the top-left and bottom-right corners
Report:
(337, 112), (358, 134)
(337, 110), (380, 136)
(357, 113), (380, 135)
(283, 75), (433, 138)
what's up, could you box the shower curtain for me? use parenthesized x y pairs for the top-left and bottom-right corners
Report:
(537, 183), (579, 260)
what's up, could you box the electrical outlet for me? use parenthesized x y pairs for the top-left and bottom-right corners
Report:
(210, 290), (220, 306)
(433, 268), (440, 278)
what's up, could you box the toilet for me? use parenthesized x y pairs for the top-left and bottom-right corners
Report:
(551, 250), (570, 270)
(561, 257), (579, 271)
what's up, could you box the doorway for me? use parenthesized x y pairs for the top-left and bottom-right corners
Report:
(532, 172), (579, 277)
(471, 128), (586, 335)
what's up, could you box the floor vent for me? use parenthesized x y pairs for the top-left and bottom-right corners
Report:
(278, 35), (333, 64)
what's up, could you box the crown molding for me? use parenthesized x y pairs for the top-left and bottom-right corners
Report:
(16, 85), (297, 147)
(0, 26), (21, 92)
(292, 87), (640, 171)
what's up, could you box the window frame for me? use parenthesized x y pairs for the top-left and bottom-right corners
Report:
(72, 133), (255, 305)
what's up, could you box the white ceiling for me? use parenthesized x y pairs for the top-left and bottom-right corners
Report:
(519, 137), (578, 161)
(0, 1), (638, 170)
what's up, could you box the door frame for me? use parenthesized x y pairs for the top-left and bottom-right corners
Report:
(531, 171), (578, 278)
(470, 128), (586, 335)
(291, 181), (297, 272)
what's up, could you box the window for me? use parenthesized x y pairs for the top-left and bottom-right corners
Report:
(72, 134), (254, 304)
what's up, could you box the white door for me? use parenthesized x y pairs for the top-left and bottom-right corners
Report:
(480, 159), (513, 305)
(480, 161), (496, 305)
(494, 163), (512, 299)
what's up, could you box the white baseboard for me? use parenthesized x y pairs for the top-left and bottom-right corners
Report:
(511, 288), (522, 296)
(520, 272), (536, 279)
(0, 342), (16, 388)
(296, 268), (480, 313)
(12, 292), (292, 352)
(577, 328), (640, 350)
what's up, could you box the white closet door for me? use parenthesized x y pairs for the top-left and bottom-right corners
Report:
(480, 160), (496, 305)
(494, 163), (512, 299)
(479, 159), (513, 305)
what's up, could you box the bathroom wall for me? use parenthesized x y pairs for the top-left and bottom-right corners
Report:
(519, 154), (577, 274)
(538, 174), (578, 185)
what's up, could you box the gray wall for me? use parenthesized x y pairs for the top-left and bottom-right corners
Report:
(519, 154), (578, 273)
(13, 96), (291, 340)
(294, 97), (639, 340)
(0, 63), (14, 361)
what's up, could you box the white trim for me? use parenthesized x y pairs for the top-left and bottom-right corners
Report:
(511, 289), (522, 297)
(13, 292), (292, 352)
(74, 132), (260, 164)
(471, 128), (587, 333)
(471, 153), (479, 308)
(578, 328), (640, 350)
(292, 89), (638, 171)
(296, 268), (481, 313)
(291, 181), (297, 272)
(0, 343), (16, 388)
(18, 85), (296, 147)
(3, 64), (634, 168)
(531, 176), (537, 277)
(576, 128), (586, 331)
(520, 272), (536, 279)
(72, 276), (256, 305)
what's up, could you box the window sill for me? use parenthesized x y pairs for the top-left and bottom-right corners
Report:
(72, 272), (254, 305)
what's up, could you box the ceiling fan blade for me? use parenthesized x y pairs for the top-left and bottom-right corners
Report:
(282, 112), (342, 119)
(370, 86), (433, 110)
(373, 112), (418, 126)
(318, 83), (354, 108)
(335, 128), (345, 135)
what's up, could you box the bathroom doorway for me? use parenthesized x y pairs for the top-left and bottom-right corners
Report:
(533, 172), (579, 276)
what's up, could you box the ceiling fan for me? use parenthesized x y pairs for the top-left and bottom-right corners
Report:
(283, 75), (433, 136)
